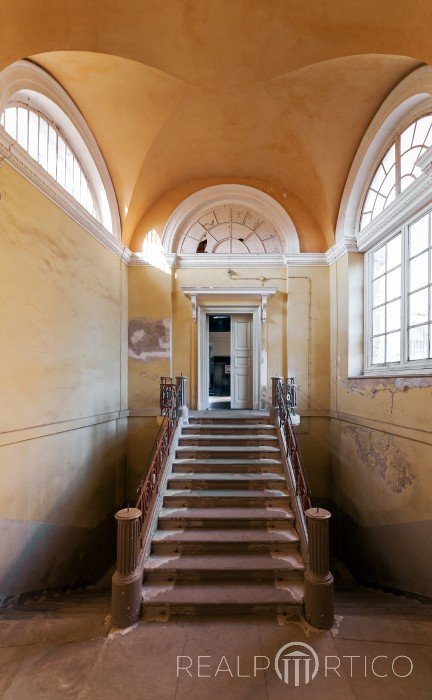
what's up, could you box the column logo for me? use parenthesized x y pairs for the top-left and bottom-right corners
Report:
(274, 642), (319, 686)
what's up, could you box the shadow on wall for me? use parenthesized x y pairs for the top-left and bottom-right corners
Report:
(0, 426), (125, 605)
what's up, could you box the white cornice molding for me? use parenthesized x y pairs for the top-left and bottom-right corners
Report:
(0, 129), (128, 261)
(182, 286), (277, 322)
(356, 168), (432, 252)
(325, 237), (359, 264)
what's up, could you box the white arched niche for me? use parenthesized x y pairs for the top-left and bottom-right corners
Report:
(162, 184), (300, 259)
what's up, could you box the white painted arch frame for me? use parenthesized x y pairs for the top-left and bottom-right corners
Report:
(0, 60), (121, 240)
(336, 66), (432, 249)
(162, 184), (300, 255)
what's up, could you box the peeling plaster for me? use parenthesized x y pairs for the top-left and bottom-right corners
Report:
(128, 316), (170, 363)
(347, 426), (415, 493)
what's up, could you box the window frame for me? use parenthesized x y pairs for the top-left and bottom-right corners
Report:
(364, 203), (432, 375)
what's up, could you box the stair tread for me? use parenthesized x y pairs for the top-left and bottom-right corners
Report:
(170, 472), (285, 480)
(173, 458), (282, 465)
(159, 506), (294, 519)
(180, 435), (277, 440)
(142, 581), (304, 605)
(184, 424), (275, 430)
(165, 488), (288, 497)
(146, 552), (304, 571)
(152, 527), (299, 543)
(176, 446), (280, 452)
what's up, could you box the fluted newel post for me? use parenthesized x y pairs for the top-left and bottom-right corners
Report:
(270, 376), (282, 421)
(111, 508), (142, 628)
(304, 507), (334, 629)
(176, 375), (189, 424)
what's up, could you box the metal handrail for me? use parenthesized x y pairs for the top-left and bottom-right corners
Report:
(135, 378), (181, 548)
(275, 378), (311, 512)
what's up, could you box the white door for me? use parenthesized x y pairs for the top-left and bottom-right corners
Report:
(230, 314), (252, 409)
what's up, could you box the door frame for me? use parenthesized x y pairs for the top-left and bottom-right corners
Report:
(198, 304), (261, 410)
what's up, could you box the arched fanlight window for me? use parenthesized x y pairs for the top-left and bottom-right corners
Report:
(360, 114), (432, 230)
(1, 103), (99, 220)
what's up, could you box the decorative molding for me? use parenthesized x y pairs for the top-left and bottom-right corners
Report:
(182, 286), (277, 323)
(325, 237), (359, 264)
(128, 252), (330, 268)
(0, 130), (129, 262)
(162, 184), (300, 255)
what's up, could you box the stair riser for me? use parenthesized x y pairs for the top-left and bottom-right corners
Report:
(172, 465), (283, 474)
(141, 602), (303, 615)
(183, 428), (276, 436)
(179, 439), (278, 446)
(188, 419), (268, 425)
(163, 496), (290, 508)
(176, 450), (280, 459)
(151, 541), (300, 555)
(167, 478), (287, 489)
(158, 517), (293, 529)
(145, 570), (304, 583)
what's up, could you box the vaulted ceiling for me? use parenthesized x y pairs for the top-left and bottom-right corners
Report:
(1, 1), (431, 250)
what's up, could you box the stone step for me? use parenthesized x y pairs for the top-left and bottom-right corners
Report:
(176, 446), (280, 460)
(151, 527), (300, 554)
(163, 489), (290, 508)
(179, 436), (278, 447)
(172, 458), (283, 474)
(141, 580), (304, 615)
(183, 423), (276, 433)
(168, 472), (286, 488)
(144, 552), (305, 582)
(157, 505), (294, 529)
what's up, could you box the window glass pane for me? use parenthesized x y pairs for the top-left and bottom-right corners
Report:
(372, 335), (385, 364)
(386, 299), (401, 332)
(28, 110), (38, 160)
(382, 143), (396, 172)
(386, 267), (401, 301)
(370, 164), (386, 192)
(401, 147), (422, 179)
(65, 146), (74, 192)
(413, 115), (432, 146)
(409, 214), (429, 257)
(401, 122), (415, 153)
(38, 117), (48, 169)
(373, 305), (385, 335)
(373, 246), (386, 279)
(410, 251), (429, 291)
(57, 136), (66, 187)
(47, 124), (57, 178)
(409, 324), (428, 360)
(386, 234), (401, 269)
(373, 276), (385, 306)
(73, 158), (81, 200)
(386, 331), (400, 363)
(17, 107), (28, 150)
(4, 107), (17, 139)
(409, 288), (429, 326)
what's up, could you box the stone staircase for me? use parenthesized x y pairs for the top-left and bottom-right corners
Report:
(141, 412), (305, 615)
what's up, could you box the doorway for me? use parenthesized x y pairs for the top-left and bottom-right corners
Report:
(203, 310), (256, 410)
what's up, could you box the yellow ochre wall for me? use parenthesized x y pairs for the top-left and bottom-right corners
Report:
(330, 253), (432, 597)
(0, 164), (128, 601)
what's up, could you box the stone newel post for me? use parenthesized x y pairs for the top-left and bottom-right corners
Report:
(304, 507), (334, 629)
(176, 375), (189, 424)
(111, 507), (142, 628)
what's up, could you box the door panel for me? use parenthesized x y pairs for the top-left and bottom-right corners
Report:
(231, 314), (252, 409)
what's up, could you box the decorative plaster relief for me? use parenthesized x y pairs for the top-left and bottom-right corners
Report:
(128, 317), (170, 363)
(346, 426), (415, 493)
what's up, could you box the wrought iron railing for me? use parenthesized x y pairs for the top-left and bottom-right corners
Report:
(135, 377), (182, 547)
(274, 377), (311, 512)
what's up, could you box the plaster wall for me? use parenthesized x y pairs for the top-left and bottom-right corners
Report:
(0, 164), (127, 601)
(330, 253), (432, 596)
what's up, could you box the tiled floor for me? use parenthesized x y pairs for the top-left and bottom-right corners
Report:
(1, 582), (432, 699)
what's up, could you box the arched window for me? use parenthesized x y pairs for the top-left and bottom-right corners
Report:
(1, 103), (99, 219)
(0, 60), (120, 239)
(360, 114), (432, 230)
